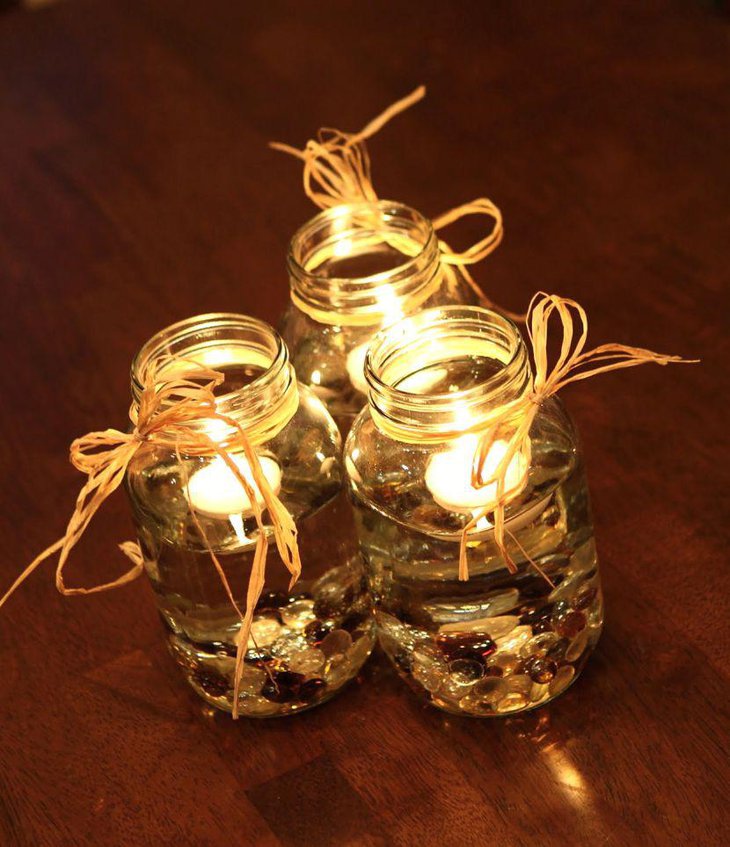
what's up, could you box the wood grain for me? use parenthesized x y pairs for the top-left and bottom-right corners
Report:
(0, 2), (728, 845)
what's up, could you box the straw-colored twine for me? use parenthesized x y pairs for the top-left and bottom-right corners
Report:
(456, 292), (697, 580)
(0, 357), (301, 719)
(270, 86), (512, 316)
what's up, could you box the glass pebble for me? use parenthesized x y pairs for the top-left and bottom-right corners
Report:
(261, 670), (304, 703)
(569, 539), (598, 575)
(520, 632), (560, 659)
(546, 638), (570, 662)
(249, 617), (282, 647)
(319, 629), (353, 658)
(495, 625), (533, 654)
(287, 648), (326, 676)
(270, 634), (309, 659)
(413, 661), (445, 693)
(280, 599), (317, 630)
(572, 584), (598, 611)
(496, 692), (529, 713)
(191, 668), (229, 697)
(436, 633), (496, 663)
(448, 658), (484, 684)
(549, 664), (575, 696)
(523, 655), (558, 683)
(438, 614), (519, 641)
(553, 609), (586, 639)
(487, 651), (522, 676)
(530, 682), (550, 703)
(238, 666), (266, 696)
(347, 635), (374, 667)
(298, 677), (326, 702)
(503, 674), (532, 696)
(305, 619), (335, 644)
(565, 630), (590, 662)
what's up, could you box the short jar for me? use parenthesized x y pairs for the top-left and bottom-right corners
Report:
(345, 306), (603, 716)
(279, 200), (479, 429)
(125, 314), (374, 716)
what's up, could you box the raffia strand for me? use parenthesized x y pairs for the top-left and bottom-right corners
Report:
(0, 357), (300, 719)
(270, 86), (514, 318)
(457, 292), (698, 581)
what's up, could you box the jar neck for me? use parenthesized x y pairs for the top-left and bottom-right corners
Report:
(364, 306), (532, 443)
(130, 313), (298, 444)
(287, 200), (442, 327)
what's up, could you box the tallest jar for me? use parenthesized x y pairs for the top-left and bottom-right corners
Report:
(279, 201), (480, 430)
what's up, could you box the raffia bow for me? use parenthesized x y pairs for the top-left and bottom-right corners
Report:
(270, 86), (511, 315)
(0, 357), (300, 719)
(456, 292), (697, 581)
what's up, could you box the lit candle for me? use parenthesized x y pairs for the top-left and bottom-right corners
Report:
(187, 453), (282, 544)
(425, 433), (529, 532)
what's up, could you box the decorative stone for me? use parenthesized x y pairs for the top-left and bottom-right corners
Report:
(238, 666), (265, 696)
(261, 670), (304, 703)
(546, 638), (570, 662)
(565, 630), (590, 662)
(548, 664), (575, 696)
(347, 635), (374, 668)
(530, 682), (551, 703)
(523, 656), (558, 684)
(305, 619), (335, 644)
(244, 647), (273, 667)
(249, 617), (282, 647)
(436, 633), (496, 663)
(494, 625), (533, 655)
(572, 584), (598, 611)
(448, 659), (484, 684)
(287, 648), (326, 676)
(438, 615), (519, 641)
(298, 677), (327, 702)
(520, 631), (560, 659)
(503, 674), (532, 696)
(495, 692), (529, 713)
(280, 599), (317, 630)
(487, 651), (522, 677)
(319, 629), (353, 658)
(553, 609), (586, 639)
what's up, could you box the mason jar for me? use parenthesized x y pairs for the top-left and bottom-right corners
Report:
(279, 200), (480, 430)
(345, 306), (603, 716)
(125, 314), (374, 716)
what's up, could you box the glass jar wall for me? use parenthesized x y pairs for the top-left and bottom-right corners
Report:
(125, 314), (374, 716)
(279, 200), (478, 429)
(345, 306), (603, 716)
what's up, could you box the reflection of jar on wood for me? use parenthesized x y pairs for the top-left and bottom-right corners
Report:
(125, 313), (374, 716)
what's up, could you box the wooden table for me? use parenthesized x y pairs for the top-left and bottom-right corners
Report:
(0, 2), (727, 845)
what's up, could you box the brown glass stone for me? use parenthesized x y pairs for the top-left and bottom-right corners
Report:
(523, 656), (558, 684)
(554, 609), (587, 639)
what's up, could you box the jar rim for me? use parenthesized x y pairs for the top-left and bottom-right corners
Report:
(364, 305), (532, 441)
(287, 200), (442, 325)
(130, 313), (297, 441)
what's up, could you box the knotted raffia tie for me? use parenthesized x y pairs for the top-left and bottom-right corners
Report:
(270, 86), (511, 315)
(455, 292), (697, 581)
(0, 357), (301, 719)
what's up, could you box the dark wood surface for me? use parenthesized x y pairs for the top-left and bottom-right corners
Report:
(0, 2), (728, 845)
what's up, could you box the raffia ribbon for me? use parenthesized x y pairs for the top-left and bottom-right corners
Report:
(454, 292), (697, 580)
(270, 86), (510, 315)
(0, 356), (301, 719)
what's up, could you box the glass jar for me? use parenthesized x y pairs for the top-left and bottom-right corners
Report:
(345, 306), (603, 717)
(125, 314), (374, 717)
(279, 200), (479, 429)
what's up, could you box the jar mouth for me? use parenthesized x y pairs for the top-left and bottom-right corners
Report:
(287, 200), (441, 325)
(364, 306), (532, 440)
(131, 313), (296, 440)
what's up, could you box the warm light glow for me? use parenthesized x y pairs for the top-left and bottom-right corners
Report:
(425, 433), (527, 513)
(332, 237), (353, 258)
(187, 454), (281, 517)
(310, 369), (322, 386)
